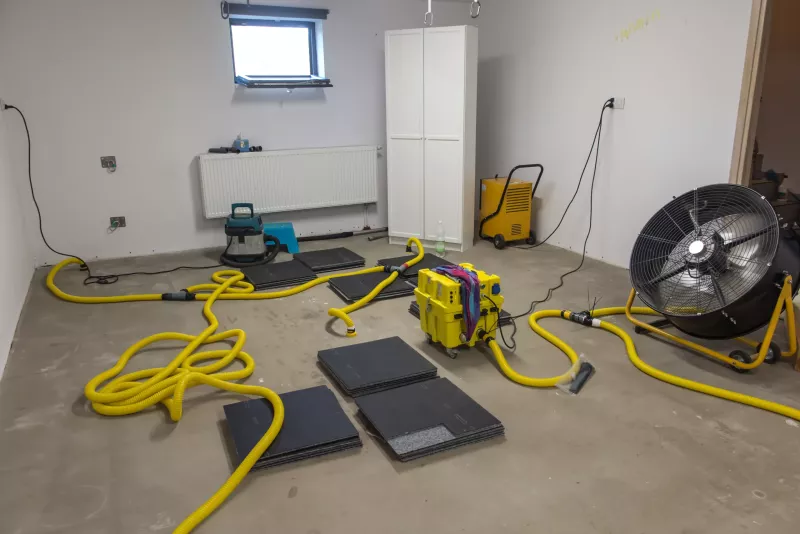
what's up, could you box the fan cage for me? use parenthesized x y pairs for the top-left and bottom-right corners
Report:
(630, 185), (779, 317)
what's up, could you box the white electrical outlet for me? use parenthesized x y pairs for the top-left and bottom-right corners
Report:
(613, 97), (626, 110)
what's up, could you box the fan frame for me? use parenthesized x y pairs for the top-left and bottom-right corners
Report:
(626, 274), (798, 372)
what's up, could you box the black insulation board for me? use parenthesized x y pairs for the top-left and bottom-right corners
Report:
(408, 301), (515, 327)
(356, 378), (504, 461)
(224, 386), (361, 469)
(241, 260), (317, 290)
(293, 247), (366, 273)
(318, 336), (437, 397)
(377, 254), (456, 280)
(328, 272), (415, 303)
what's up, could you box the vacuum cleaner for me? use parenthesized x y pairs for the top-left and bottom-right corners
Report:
(220, 203), (281, 268)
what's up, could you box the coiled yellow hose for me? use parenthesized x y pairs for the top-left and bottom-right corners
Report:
(46, 238), (425, 532)
(83, 269), (285, 533)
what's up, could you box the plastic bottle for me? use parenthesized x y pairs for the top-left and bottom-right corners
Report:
(436, 220), (446, 257)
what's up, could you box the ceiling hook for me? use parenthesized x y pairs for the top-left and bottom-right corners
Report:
(470, 0), (481, 18)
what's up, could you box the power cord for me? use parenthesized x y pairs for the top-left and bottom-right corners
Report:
(492, 98), (614, 349)
(4, 103), (223, 285)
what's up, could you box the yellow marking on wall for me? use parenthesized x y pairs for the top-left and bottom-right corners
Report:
(615, 9), (661, 42)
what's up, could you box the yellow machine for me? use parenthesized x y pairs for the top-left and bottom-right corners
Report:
(415, 263), (503, 357)
(479, 164), (543, 249)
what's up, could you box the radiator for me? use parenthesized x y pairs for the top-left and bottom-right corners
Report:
(198, 145), (379, 219)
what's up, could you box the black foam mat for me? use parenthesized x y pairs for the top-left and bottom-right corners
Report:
(328, 272), (415, 303)
(318, 336), (437, 397)
(377, 254), (456, 281)
(408, 301), (515, 327)
(293, 247), (366, 273)
(356, 378), (504, 461)
(224, 386), (361, 470)
(241, 260), (317, 290)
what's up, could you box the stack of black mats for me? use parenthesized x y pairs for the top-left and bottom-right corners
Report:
(293, 247), (366, 273)
(328, 272), (415, 303)
(408, 301), (515, 327)
(318, 337), (437, 397)
(241, 260), (317, 290)
(377, 254), (456, 286)
(355, 378), (505, 462)
(223, 386), (361, 469)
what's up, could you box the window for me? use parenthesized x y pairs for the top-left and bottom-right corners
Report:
(227, 9), (331, 89)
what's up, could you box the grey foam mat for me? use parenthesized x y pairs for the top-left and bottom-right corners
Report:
(241, 260), (317, 290)
(408, 301), (515, 327)
(224, 385), (361, 470)
(328, 272), (415, 303)
(293, 247), (366, 273)
(356, 378), (504, 461)
(318, 336), (437, 397)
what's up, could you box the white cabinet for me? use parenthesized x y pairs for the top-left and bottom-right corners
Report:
(385, 25), (478, 252)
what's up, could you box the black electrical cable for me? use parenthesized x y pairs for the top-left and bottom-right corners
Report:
(491, 99), (613, 349)
(5, 104), (226, 285)
(514, 98), (613, 251)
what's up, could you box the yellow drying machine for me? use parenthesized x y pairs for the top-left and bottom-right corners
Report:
(479, 164), (544, 249)
(415, 263), (503, 358)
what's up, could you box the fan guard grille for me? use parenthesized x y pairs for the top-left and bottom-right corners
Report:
(630, 185), (779, 317)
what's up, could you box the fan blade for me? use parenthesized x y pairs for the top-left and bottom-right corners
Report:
(723, 226), (772, 251)
(644, 264), (688, 286)
(710, 275), (726, 307)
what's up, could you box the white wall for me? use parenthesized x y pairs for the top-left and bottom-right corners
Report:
(756, 0), (800, 191)
(0, 0), (424, 266)
(0, 108), (35, 376)
(434, 0), (753, 267)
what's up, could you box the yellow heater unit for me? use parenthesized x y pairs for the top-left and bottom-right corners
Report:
(479, 164), (543, 249)
(415, 263), (503, 358)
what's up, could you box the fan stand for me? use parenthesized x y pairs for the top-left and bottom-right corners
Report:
(625, 275), (799, 372)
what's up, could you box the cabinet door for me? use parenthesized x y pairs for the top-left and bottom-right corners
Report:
(388, 139), (425, 239)
(423, 26), (466, 140)
(386, 29), (424, 238)
(424, 139), (463, 242)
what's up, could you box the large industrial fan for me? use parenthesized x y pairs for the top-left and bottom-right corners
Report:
(628, 184), (800, 371)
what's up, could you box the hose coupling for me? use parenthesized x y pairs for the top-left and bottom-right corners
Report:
(162, 291), (196, 301)
(567, 311), (596, 327)
(477, 329), (494, 343)
(386, 264), (408, 274)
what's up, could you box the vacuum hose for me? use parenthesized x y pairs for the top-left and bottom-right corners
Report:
(84, 269), (284, 533)
(45, 237), (425, 532)
(499, 301), (800, 421)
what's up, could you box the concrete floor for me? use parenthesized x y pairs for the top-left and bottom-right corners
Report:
(1, 236), (799, 533)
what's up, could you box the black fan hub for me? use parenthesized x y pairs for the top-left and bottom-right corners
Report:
(630, 184), (800, 339)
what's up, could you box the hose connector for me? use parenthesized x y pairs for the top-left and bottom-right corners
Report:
(162, 291), (196, 301)
(566, 311), (595, 327)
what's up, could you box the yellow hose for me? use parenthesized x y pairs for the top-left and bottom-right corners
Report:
(483, 310), (582, 387)
(47, 237), (425, 337)
(525, 306), (800, 421)
(46, 237), (426, 532)
(83, 269), (285, 533)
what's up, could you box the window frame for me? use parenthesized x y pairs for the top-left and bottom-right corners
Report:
(229, 18), (331, 88)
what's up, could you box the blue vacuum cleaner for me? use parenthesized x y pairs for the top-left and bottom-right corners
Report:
(220, 203), (281, 268)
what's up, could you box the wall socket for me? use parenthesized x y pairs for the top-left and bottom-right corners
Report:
(110, 216), (127, 228)
(612, 97), (626, 110)
(101, 156), (117, 171)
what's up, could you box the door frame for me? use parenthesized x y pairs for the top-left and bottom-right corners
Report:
(729, 0), (772, 186)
